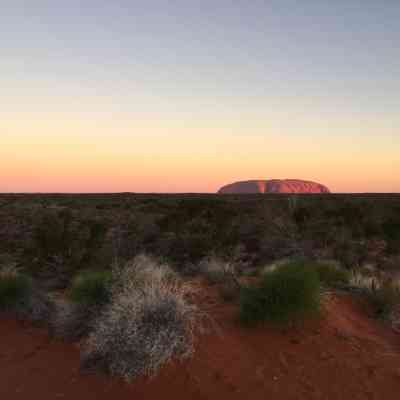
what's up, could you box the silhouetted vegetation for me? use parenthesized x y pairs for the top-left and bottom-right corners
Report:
(0, 264), (32, 309)
(1, 193), (399, 285)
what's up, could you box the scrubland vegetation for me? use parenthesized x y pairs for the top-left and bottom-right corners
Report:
(1, 193), (400, 379)
(69, 270), (112, 307)
(240, 262), (321, 324)
(81, 255), (201, 380)
(0, 263), (32, 309)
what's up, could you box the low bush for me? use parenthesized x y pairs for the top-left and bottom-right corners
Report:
(366, 279), (400, 319)
(349, 270), (380, 291)
(198, 256), (241, 302)
(262, 260), (350, 288)
(80, 255), (201, 381)
(0, 264), (32, 309)
(312, 261), (350, 288)
(52, 269), (112, 340)
(0, 263), (53, 322)
(198, 256), (228, 284)
(348, 271), (400, 327)
(240, 262), (321, 324)
(69, 270), (112, 307)
(199, 256), (239, 286)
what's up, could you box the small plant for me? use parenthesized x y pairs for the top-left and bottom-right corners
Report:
(367, 279), (400, 320)
(0, 263), (53, 322)
(349, 270), (380, 291)
(312, 262), (350, 288)
(198, 256), (241, 302)
(348, 271), (400, 328)
(0, 263), (32, 309)
(53, 269), (113, 340)
(199, 256), (240, 286)
(69, 270), (112, 307)
(80, 255), (202, 381)
(262, 260), (349, 288)
(240, 262), (321, 324)
(199, 256), (226, 283)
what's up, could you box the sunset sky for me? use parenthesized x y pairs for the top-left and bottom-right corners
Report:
(1, 1), (399, 193)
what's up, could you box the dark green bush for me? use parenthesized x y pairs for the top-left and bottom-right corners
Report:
(240, 262), (321, 324)
(367, 280), (400, 319)
(0, 273), (32, 309)
(69, 270), (112, 306)
(0, 264), (53, 322)
(312, 262), (350, 287)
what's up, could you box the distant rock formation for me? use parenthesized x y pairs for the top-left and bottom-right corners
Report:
(218, 179), (330, 194)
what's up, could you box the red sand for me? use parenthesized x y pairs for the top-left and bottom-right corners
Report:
(1, 291), (400, 400)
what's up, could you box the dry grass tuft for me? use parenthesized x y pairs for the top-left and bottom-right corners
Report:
(80, 255), (203, 381)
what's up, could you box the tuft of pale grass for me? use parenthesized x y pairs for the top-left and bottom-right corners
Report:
(198, 256), (238, 285)
(80, 254), (203, 381)
(350, 270), (382, 291)
(0, 262), (21, 280)
(349, 270), (400, 328)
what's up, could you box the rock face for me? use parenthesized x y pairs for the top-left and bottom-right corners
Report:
(218, 179), (330, 194)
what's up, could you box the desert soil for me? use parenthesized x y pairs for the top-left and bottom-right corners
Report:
(1, 287), (400, 400)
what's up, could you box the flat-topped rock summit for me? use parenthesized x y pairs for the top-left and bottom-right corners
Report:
(218, 179), (330, 194)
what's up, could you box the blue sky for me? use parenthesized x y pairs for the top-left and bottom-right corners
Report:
(1, 1), (399, 192)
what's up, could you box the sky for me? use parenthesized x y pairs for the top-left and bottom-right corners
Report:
(1, 0), (399, 193)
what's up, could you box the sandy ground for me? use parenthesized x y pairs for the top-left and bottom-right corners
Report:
(1, 289), (400, 400)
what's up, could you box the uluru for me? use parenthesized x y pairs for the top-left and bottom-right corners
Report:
(218, 179), (330, 194)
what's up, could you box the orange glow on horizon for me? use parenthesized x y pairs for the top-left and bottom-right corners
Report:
(1, 113), (399, 193)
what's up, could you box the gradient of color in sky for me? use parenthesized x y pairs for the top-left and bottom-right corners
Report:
(1, 0), (399, 193)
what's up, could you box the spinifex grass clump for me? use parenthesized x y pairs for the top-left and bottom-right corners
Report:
(69, 270), (112, 307)
(0, 264), (32, 309)
(80, 255), (201, 381)
(198, 256), (241, 302)
(199, 256), (235, 284)
(240, 262), (321, 324)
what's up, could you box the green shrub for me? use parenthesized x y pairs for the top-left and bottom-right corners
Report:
(69, 270), (112, 306)
(0, 264), (32, 308)
(0, 273), (32, 309)
(0, 264), (53, 322)
(312, 262), (350, 287)
(240, 262), (321, 324)
(52, 268), (115, 342)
